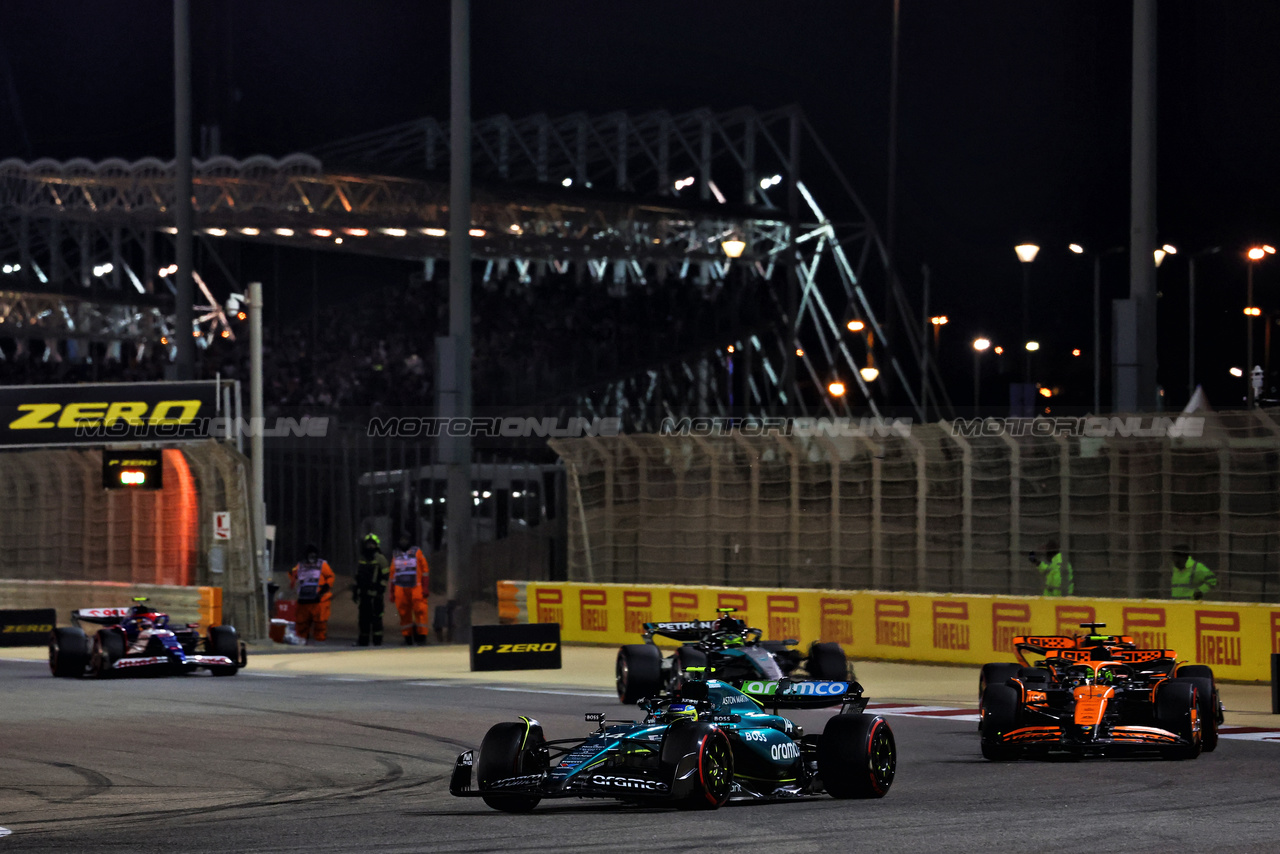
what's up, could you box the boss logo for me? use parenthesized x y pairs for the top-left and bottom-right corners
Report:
(742, 730), (768, 743)
(770, 742), (801, 761)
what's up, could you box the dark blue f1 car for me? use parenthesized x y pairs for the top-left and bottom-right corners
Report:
(48, 597), (245, 678)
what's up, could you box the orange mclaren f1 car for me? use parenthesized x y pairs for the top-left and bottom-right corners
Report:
(978, 623), (1223, 760)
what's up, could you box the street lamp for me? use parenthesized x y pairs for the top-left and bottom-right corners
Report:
(827, 380), (847, 397)
(859, 366), (880, 383)
(930, 315), (948, 351)
(1246, 245), (1276, 407)
(1015, 244), (1039, 383)
(721, 236), (746, 259)
(972, 337), (991, 410)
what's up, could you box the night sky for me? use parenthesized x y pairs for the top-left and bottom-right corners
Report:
(1, 0), (1278, 412)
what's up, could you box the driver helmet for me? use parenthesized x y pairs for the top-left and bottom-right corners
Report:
(135, 616), (154, 632)
(664, 702), (699, 723)
(714, 612), (745, 634)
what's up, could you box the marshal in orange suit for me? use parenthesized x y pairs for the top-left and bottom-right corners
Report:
(389, 533), (429, 645)
(289, 544), (335, 643)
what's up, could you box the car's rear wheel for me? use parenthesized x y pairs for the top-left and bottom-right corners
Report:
(806, 642), (850, 681)
(477, 721), (548, 812)
(980, 682), (1022, 761)
(1155, 680), (1202, 760)
(660, 720), (733, 810)
(819, 713), (896, 798)
(92, 629), (125, 679)
(616, 643), (664, 704)
(49, 627), (90, 678)
(668, 645), (708, 691)
(206, 625), (241, 676)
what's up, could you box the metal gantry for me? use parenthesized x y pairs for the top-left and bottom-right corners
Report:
(0, 106), (948, 420)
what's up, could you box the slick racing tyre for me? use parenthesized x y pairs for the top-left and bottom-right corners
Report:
(978, 663), (1022, 699)
(49, 627), (90, 678)
(206, 625), (241, 676)
(979, 682), (1022, 761)
(1155, 679), (1203, 760)
(668, 646), (708, 692)
(1175, 666), (1222, 752)
(819, 713), (896, 798)
(660, 720), (733, 810)
(92, 629), (126, 679)
(477, 720), (548, 812)
(806, 642), (850, 681)
(977, 663), (1022, 731)
(616, 644), (663, 704)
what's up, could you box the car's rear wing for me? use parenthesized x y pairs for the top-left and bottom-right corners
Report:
(736, 678), (868, 713)
(1012, 635), (1147, 666)
(641, 620), (717, 643)
(71, 608), (131, 628)
(1045, 647), (1178, 665)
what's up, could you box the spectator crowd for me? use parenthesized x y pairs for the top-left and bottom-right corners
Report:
(0, 269), (760, 410)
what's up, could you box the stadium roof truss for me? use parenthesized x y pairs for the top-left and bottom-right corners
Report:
(0, 106), (949, 421)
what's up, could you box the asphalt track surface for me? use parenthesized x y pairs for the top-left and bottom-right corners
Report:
(2, 649), (1278, 854)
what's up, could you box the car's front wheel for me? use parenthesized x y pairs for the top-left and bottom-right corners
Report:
(660, 720), (733, 810)
(92, 629), (125, 679)
(979, 682), (1022, 761)
(477, 720), (548, 812)
(668, 645), (708, 692)
(206, 625), (241, 676)
(1156, 680), (1203, 760)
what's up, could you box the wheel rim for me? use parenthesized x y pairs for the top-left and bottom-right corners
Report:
(700, 734), (732, 804)
(867, 723), (896, 790)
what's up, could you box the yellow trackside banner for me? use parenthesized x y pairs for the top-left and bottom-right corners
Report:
(511, 582), (1280, 682)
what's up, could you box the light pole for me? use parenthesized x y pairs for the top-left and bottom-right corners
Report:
(1246, 245), (1275, 408)
(1015, 244), (1039, 384)
(723, 236), (748, 412)
(973, 337), (991, 412)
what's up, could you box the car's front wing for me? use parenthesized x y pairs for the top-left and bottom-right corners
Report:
(449, 751), (675, 801)
(995, 724), (1190, 754)
(110, 653), (236, 672)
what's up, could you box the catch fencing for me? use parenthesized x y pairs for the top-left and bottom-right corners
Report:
(0, 441), (260, 632)
(549, 411), (1280, 603)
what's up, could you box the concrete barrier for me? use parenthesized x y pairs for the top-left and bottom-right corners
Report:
(0, 580), (223, 631)
(499, 580), (1280, 682)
